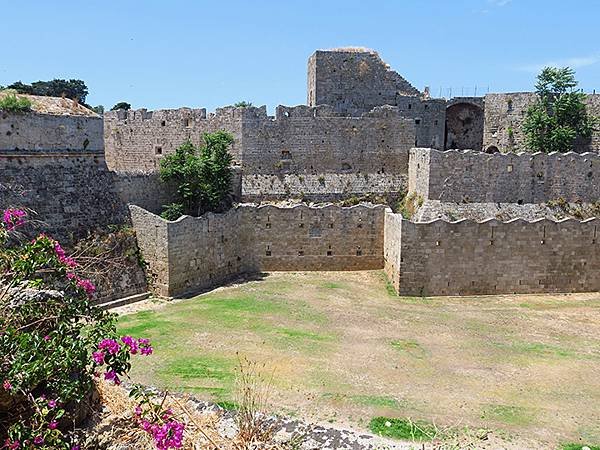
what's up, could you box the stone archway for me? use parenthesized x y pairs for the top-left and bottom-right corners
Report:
(445, 103), (484, 150)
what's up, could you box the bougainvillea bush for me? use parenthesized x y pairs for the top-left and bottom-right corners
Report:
(0, 209), (184, 449)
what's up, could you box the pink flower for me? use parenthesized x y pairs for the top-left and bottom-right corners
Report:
(121, 335), (139, 354)
(51, 240), (78, 267)
(2, 380), (11, 391)
(48, 420), (58, 430)
(2, 208), (26, 231)
(66, 272), (77, 280)
(43, 335), (50, 341)
(104, 370), (120, 385)
(33, 435), (44, 445)
(134, 405), (142, 416)
(137, 338), (153, 356)
(76, 278), (96, 296)
(92, 351), (105, 365)
(48, 399), (57, 408)
(98, 338), (120, 355)
(5, 439), (20, 450)
(71, 446), (81, 450)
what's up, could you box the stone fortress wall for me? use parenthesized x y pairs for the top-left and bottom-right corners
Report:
(3, 46), (600, 301)
(0, 110), (103, 152)
(130, 204), (386, 297)
(408, 147), (600, 204)
(384, 213), (600, 296)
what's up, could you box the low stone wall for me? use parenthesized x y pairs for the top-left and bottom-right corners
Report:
(130, 204), (386, 297)
(409, 148), (600, 204)
(252, 204), (385, 271)
(385, 214), (600, 296)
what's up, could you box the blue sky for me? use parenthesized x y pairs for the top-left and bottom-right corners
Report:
(3, 0), (599, 112)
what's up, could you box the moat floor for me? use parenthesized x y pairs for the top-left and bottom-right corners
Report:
(117, 271), (600, 448)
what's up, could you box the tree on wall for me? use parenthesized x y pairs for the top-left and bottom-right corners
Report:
(110, 102), (132, 111)
(523, 67), (597, 153)
(7, 79), (89, 104)
(159, 131), (234, 219)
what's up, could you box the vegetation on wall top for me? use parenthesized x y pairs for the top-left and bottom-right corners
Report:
(0, 93), (33, 113)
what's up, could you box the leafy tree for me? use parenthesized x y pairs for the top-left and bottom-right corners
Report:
(233, 101), (253, 108)
(92, 104), (105, 115)
(159, 131), (234, 218)
(7, 79), (89, 104)
(111, 101), (132, 111)
(523, 67), (597, 153)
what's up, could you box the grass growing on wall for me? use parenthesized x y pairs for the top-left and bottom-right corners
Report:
(0, 92), (32, 112)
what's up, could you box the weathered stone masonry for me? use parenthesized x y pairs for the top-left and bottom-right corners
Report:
(409, 148), (600, 204)
(384, 213), (600, 296)
(130, 204), (385, 297)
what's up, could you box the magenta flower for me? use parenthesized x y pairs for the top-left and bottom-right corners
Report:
(2, 208), (26, 231)
(92, 351), (105, 365)
(33, 435), (44, 445)
(71, 446), (81, 450)
(137, 338), (153, 356)
(5, 439), (20, 450)
(43, 335), (50, 341)
(104, 370), (120, 385)
(98, 338), (120, 355)
(134, 405), (142, 416)
(76, 278), (96, 296)
(48, 420), (58, 430)
(121, 335), (139, 354)
(2, 379), (11, 391)
(48, 399), (57, 408)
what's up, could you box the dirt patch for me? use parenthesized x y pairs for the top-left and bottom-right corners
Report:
(116, 271), (600, 449)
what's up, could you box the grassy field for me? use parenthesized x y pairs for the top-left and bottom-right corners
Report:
(117, 271), (600, 449)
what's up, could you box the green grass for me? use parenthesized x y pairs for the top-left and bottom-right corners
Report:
(481, 404), (534, 426)
(321, 282), (343, 289)
(391, 339), (427, 359)
(323, 393), (403, 409)
(0, 93), (32, 112)
(369, 416), (436, 441)
(561, 444), (600, 450)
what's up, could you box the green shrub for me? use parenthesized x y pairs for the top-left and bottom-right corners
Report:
(0, 208), (152, 448)
(561, 444), (600, 450)
(160, 202), (185, 221)
(0, 93), (32, 112)
(159, 131), (234, 217)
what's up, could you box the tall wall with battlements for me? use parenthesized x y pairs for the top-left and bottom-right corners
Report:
(130, 204), (386, 297)
(384, 215), (600, 296)
(409, 148), (600, 204)
(104, 104), (422, 201)
(103, 106), (267, 172)
(241, 105), (415, 174)
(483, 93), (600, 153)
